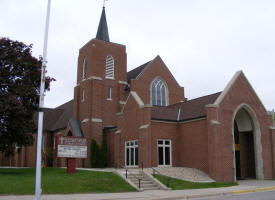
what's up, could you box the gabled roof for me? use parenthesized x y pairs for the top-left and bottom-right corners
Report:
(96, 7), (110, 42)
(50, 100), (74, 131)
(127, 60), (152, 83)
(214, 71), (267, 112)
(127, 56), (182, 89)
(34, 100), (73, 132)
(151, 92), (221, 122)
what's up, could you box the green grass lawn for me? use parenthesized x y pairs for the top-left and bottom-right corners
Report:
(0, 168), (136, 194)
(154, 174), (238, 190)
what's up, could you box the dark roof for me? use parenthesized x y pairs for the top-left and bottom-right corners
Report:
(96, 7), (110, 42)
(127, 60), (152, 83)
(151, 92), (221, 122)
(34, 100), (73, 132)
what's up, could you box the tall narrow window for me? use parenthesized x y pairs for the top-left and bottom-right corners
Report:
(125, 140), (138, 167)
(158, 139), (171, 166)
(82, 88), (85, 102)
(105, 55), (114, 79)
(107, 87), (112, 100)
(83, 57), (87, 80)
(151, 78), (167, 106)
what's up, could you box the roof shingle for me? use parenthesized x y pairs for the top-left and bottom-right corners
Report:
(34, 100), (73, 132)
(127, 60), (152, 83)
(151, 92), (221, 122)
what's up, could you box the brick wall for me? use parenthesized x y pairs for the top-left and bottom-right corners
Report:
(207, 72), (274, 181)
(179, 119), (209, 173)
(130, 56), (185, 106)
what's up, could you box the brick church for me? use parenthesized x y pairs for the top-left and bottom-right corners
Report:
(1, 7), (275, 182)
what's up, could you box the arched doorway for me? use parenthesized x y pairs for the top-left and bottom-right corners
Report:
(232, 104), (264, 181)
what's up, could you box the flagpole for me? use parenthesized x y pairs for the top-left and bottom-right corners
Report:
(35, 0), (51, 199)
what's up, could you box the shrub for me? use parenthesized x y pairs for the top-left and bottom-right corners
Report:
(90, 139), (108, 168)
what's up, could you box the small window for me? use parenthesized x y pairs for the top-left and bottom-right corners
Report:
(105, 55), (114, 79)
(82, 88), (85, 102)
(107, 88), (112, 100)
(83, 57), (87, 80)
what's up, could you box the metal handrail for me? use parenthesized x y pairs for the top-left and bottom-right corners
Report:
(141, 162), (171, 187)
(115, 162), (142, 189)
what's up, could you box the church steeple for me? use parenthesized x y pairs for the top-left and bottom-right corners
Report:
(96, 7), (110, 42)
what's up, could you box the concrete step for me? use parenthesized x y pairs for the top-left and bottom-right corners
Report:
(120, 170), (162, 190)
(130, 180), (152, 184)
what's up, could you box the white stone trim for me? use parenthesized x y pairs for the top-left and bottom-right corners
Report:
(88, 76), (103, 81)
(141, 104), (152, 108)
(81, 118), (89, 123)
(269, 126), (275, 130)
(91, 118), (102, 123)
(116, 112), (123, 116)
(214, 71), (242, 106)
(210, 120), (220, 125)
(231, 103), (264, 181)
(214, 71), (267, 112)
(139, 124), (149, 130)
(136, 60), (153, 80)
(119, 81), (128, 85)
(119, 101), (126, 105)
(206, 104), (219, 108)
(121, 91), (144, 113)
(130, 91), (144, 107)
(115, 130), (121, 134)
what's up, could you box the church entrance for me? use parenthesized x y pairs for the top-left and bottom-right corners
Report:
(234, 108), (256, 180)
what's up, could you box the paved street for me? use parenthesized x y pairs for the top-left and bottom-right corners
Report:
(194, 190), (275, 200)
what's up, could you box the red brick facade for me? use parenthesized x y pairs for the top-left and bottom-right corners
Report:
(1, 37), (274, 183)
(68, 38), (274, 182)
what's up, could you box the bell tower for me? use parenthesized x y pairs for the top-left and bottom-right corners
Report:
(73, 6), (127, 167)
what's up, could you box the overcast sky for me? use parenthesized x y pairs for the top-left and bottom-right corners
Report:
(1, 0), (275, 111)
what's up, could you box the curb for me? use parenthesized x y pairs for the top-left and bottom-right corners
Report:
(155, 191), (233, 200)
(233, 186), (275, 195)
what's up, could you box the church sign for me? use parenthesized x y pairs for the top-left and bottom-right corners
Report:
(56, 136), (87, 158)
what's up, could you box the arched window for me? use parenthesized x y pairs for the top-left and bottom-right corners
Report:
(83, 57), (87, 80)
(105, 55), (114, 79)
(151, 78), (167, 106)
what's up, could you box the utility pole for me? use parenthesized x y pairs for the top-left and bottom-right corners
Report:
(34, 0), (51, 199)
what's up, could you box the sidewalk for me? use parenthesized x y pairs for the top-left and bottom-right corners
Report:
(1, 180), (275, 200)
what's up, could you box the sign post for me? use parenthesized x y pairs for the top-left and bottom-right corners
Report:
(56, 136), (87, 173)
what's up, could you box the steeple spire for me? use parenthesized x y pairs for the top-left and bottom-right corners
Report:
(96, 7), (110, 42)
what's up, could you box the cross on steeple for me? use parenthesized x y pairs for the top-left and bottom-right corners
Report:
(103, 0), (108, 7)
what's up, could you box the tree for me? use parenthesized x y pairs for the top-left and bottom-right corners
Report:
(90, 138), (108, 168)
(90, 139), (100, 168)
(100, 138), (108, 167)
(0, 37), (54, 156)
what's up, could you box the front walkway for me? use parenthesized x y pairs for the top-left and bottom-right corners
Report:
(1, 180), (275, 200)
